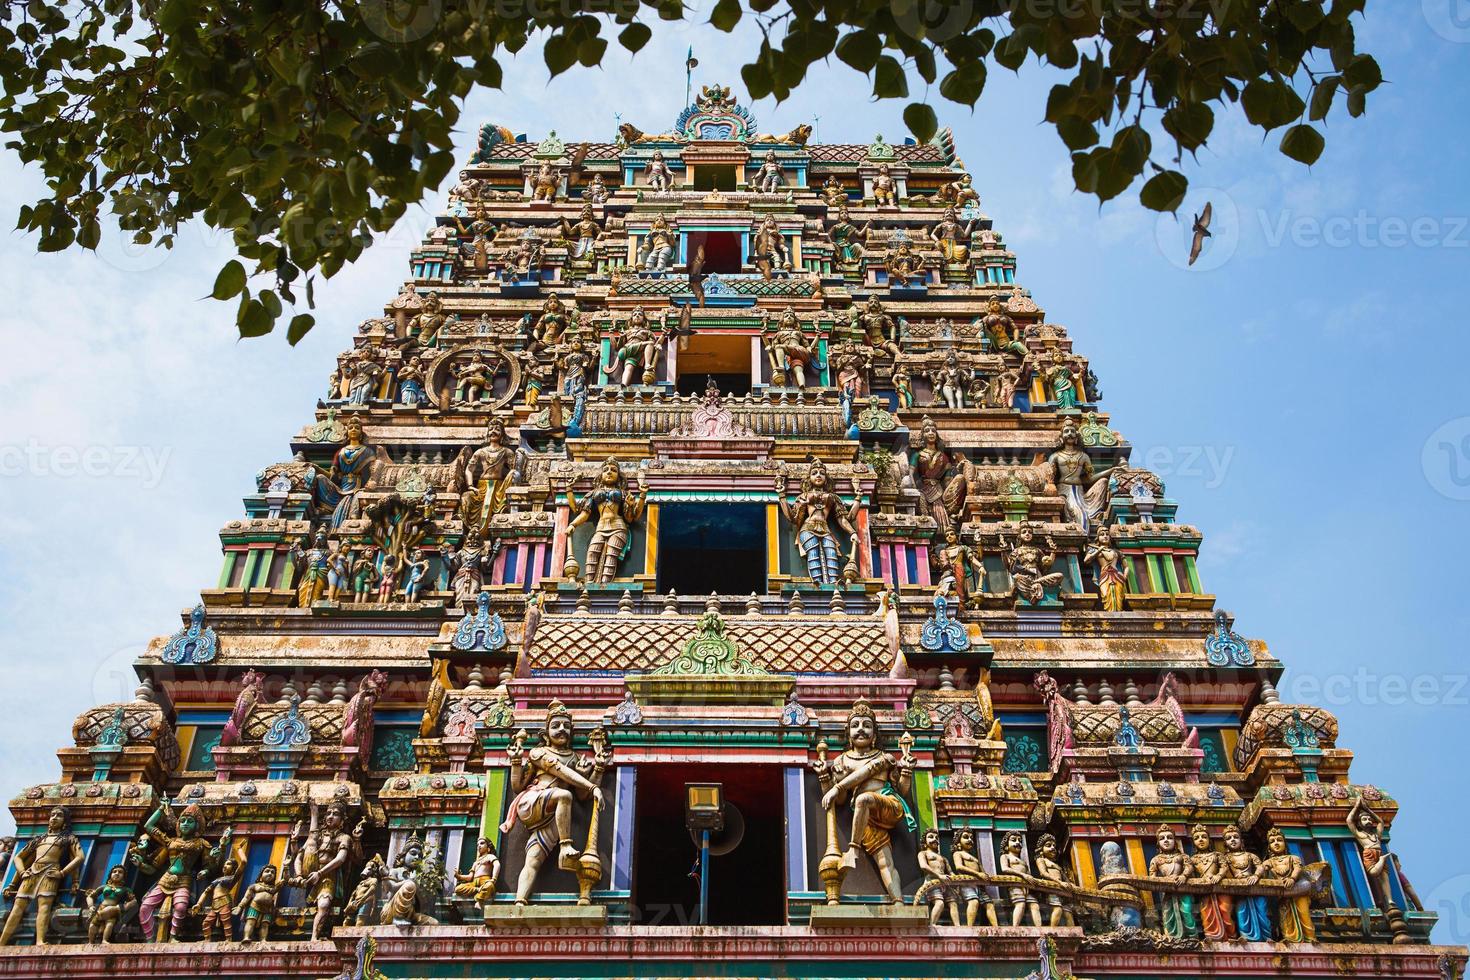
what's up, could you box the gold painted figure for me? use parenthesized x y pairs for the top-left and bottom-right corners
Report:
(1084, 527), (1127, 611)
(812, 698), (915, 903)
(453, 837), (501, 904)
(871, 163), (897, 206)
(501, 701), (613, 904)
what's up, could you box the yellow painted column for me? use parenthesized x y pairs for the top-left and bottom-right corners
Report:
(644, 503), (659, 578)
(1072, 841), (1096, 888)
(1126, 839), (1155, 909)
(766, 504), (781, 577)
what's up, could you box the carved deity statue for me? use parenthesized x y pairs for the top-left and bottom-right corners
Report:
(290, 800), (364, 941)
(931, 205), (975, 264)
(453, 837), (501, 904)
(1144, 824), (1197, 937)
(981, 298), (1028, 358)
(752, 213), (789, 275)
(952, 830), (998, 926)
(871, 163), (897, 206)
(233, 864), (282, 942)
(820, 176), (847, 207)
(933, 526), (985, 613)
(1347, 799), (1421, 917)
(454, 200), (497, 273)
(775, 460), (860, 586)
(760, 308), (823, 387)
(918, 829), (961, 925)
(504, 228), (546, 279)
(938, 172), (979, 209)
(1084, 527), (1127, 611)
(1263, 826), (1314, 942)
(1002, 524), (1063, 606)
(0, 806), (83, 946)
(1048, 419), (1115, 535)
(1000, 830), (1041, 926)
(603, 306), (668, 387)
(1032, 833), (1072, 927)
(753, 150), (783, 193)
(129, 799), (233, 942)
(459, 418), (520, 530)
(380, 834), (441, 925)
(933, 350), (970, 409)
(851, 295), (902, 362)
(501, 701), (613, 904)
(585, 173), (609, 204)
(639, 214), (676, 272)
(812, 698), (915, 903)
(828, 204), (871, 266)
(1189, 823), (1235, 940)
(643, 151), (674, 192)
(887, 236), (923, 286)
(560, 203), (602, 261)
(83, 865), (136, 944)
(565, 458), (647, 584)
(529, 161), (560, 203)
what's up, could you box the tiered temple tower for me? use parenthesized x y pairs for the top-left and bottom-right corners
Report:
(0, 86), (1461, 980)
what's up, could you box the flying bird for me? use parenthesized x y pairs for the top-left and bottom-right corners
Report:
(1188, 202), (1213, 266)
(687, 242), (707, 308)
(567, 142), (590, 188)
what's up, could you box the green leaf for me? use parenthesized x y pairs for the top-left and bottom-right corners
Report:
(1162, 102), (1214, 151)
(873, 56), (908, 99)
(903, 102), (937, 144)
(1309, 78), (1339, 122)
(237, 296), (273, 338)
(710, 0), (741, 31)
(286, 313), (315, 346)
(938, 62), (986, 106)
(1279, 124), (1325, 165)
(618, 23), (651, 53)
(211, 260), (247, 300)
(1054, 115), (1097, 151)
(1139, 170), (1187, 212)
(835, 31), (881, 73)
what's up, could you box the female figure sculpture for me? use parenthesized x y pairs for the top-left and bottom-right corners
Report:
(380, 834), (440, 925)
(1190, 823), (1236, 940)
(130, 799), (233, 942)
(311, 415), (380, 528)
(933, 526), (985, 613)
(1223, 825), (1270, 941)
(565, 458), (647, 584)
(560, 203), (602, 260)
(930, 205), (975, 263)
(934, 351), (970, 409)
(775, 460), (860, 586)
(1002, 524), (1063, 606)
(1148, 824), (1198, 938)
(911, 417), (970, 537)
(811, 698), (914, 903)
(1084, 527), (1127, 611)
(828, 204), (871, 266)
(1047, 419), (1115, 535)
(1263, 826), (1313, 942)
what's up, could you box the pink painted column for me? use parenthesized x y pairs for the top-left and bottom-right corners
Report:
(914, 544), (932, 587)
(550, 506), (570, 578)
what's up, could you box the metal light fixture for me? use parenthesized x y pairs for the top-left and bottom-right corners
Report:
(685, 782), (725, 832)
(685, 782), (724, 925)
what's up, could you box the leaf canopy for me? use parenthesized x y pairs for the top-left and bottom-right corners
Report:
(0, 0), (1381, 339)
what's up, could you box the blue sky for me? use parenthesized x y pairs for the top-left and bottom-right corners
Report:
(0, 1), (1466, 939)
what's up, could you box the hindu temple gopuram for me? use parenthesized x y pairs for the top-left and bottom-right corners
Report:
(0, 85), (1461, 980)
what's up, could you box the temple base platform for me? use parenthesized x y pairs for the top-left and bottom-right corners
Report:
(0, 928), (1461, 979)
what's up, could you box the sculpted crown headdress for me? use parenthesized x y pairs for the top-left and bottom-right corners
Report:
(846, 696), (875, 724)
(544, 699), (573, 726)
